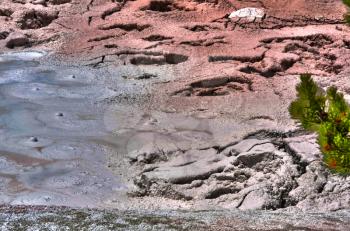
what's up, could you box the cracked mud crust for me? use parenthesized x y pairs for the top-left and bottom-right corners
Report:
(126, 128), (350, 212)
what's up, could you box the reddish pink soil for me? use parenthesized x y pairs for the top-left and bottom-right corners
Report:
(2, 0), (350, 140)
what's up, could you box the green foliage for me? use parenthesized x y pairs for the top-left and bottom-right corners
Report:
(344, 13), (350, 24)
(289, 74), (326, 131)
(289, 74), (350, 174)
(344, 0), (350, 24)
(343, 0), (350, 7)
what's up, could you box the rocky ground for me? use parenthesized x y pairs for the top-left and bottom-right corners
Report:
(2, 0), (350, 229)
(1, 205), (350, 230)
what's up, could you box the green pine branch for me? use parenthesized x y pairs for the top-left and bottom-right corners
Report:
(289, 74), (350, 174)
(343, 0), (350, 24)
(289, 74), (327, 131)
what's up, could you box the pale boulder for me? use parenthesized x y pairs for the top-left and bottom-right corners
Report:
(229, 7), (265, 22)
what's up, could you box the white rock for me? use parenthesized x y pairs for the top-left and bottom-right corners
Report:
(229, 7), (265, 21)
(344, 94), (350, 104)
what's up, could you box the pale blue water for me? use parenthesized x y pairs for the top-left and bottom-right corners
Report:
(0, 51), (123, 207)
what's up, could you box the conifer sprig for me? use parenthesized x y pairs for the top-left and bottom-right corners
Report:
(289, 74), (327, 131)
(343, 0), (350, 24)
(289, 74), (350, 174)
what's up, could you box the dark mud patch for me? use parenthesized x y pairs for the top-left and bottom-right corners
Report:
(101, 5), (122, 20)
(130, 53), (188, 65)
(0, 8), (13, 17)
(143, 34), (173, 42)
(181, 36), (227, 47)
(208, 53), (265, 63)
(140, 0), (194, 12)
(260, 34), (334, 47)
(48, 0), (72, 5)
(17, 9), (58, 30)
(173, 76), (252, 97)
(0, 31), (10, 40)
(183, 24), (221, 32)
(99, 23), (151, 32)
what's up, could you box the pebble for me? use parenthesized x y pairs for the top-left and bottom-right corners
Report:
(31, 0), (47, 5)
(29, 137), (39, 142)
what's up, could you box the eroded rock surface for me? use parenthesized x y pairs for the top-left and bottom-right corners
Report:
(126, 129), (350, 212)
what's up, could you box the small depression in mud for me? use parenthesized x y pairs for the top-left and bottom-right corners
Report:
(0, 51), (124, 207)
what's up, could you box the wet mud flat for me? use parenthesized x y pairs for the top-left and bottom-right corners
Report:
(1, 51), (350, 229)
(0, 51), (127, 207)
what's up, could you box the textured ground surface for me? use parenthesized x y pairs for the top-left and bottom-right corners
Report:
(1, 205), (350, 230)
(2, 0), (350, 229)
